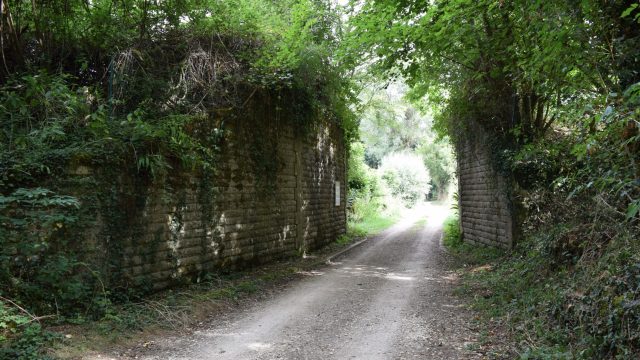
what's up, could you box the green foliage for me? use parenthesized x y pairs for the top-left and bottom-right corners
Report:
(442, 213), (504, 265)
(335, 234), (352, 245)
(0, 188), (92, 311)
(0, 299), (58, 360)
(418, 140), (455, 200)
(348, 214), (398, 237)
(346, 141), (402, 236)
(512, 82), (640, 223)
(442, 214), (462, 249)
(348, 142), (378, 194)
(379, 152), (431, 208)
(344, 0), (639, 146)
(347, 142), (384, 223)
(458, 217), (640, 358)
(622, 3), (640, 22)
(0, 188), (95, 358)
(0, 0), (356, 138)
(352, 81), (454, 200)
(0, 72), (223, 186)
(357, 83), (432, 167)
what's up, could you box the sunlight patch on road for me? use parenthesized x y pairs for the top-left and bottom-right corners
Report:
(297, 270), (325, 276)
(247, 342), (273, 350)
(384, 274), (414, 281)
(196, 331), (248, 337)
(337, 265), (417, 282)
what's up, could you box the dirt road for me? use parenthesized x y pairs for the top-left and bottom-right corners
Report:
(133, 205), (483, 359)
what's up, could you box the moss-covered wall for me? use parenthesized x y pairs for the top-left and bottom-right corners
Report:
(66, 96), (346, 291)
(457, 121), (515, 249)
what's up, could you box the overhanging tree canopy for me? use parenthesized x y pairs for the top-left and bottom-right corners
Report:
(343, 0), (639, 144)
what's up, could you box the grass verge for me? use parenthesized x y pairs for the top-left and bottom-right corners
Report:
(347, 212), (399, 238)
(442, 213), (504, 265)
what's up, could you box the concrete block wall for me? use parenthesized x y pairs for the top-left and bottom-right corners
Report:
(298, 123), (347, 251)
(457, 122), (515, 248)
(72, 95), (347, 291)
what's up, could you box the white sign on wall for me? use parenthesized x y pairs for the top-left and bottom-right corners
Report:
(335, 181), (341, 206)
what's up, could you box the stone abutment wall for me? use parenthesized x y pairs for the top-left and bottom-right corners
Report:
(456, 122), (516, 248)
(68, 95), (346, 291)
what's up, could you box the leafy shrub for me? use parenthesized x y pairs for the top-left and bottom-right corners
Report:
(0, 188), (100, 315)
(348, 142), (375, 191)
(0, 298), (58, 360)
(379, 152), (431, 208)
(347, 142), (385, 222)
(463, 214), (640, 358)
(442, 214), (462, 249)
(418, 140), (455, 200)
(512, 82), (640, 222)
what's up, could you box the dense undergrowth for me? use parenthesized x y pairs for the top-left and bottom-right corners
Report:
(489, 82), (640, 358)
(445, 183), (640, 358)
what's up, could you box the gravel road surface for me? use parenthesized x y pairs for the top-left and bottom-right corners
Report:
(127, 205), (483, 359)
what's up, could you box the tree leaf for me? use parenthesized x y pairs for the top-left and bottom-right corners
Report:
(621, 4), (638, 18)
(626, 201), (640, 220)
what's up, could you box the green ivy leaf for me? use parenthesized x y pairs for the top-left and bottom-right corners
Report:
(626, 201), (640, 220)
(621, 4), (638, 18)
